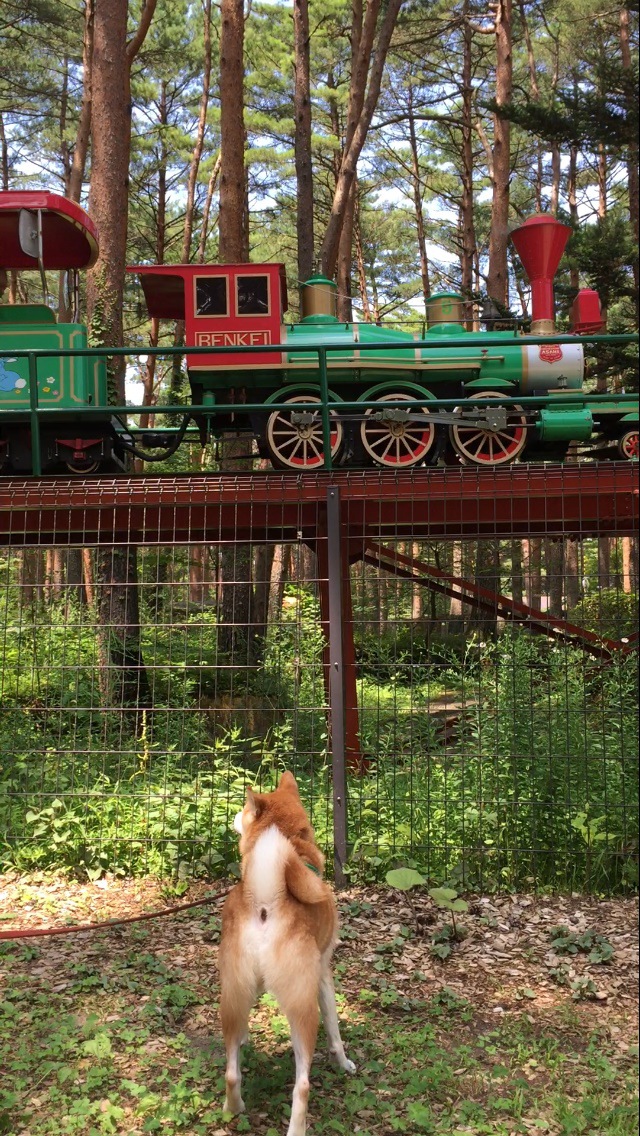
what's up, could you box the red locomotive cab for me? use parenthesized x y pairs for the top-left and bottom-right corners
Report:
(188, 263), (287, 371)
(130, 262), (288, 372)
(570, 289), (605, 335)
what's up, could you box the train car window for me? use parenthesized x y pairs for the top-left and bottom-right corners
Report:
(195, 276), (228, 316)
(237, 275), (269, 315)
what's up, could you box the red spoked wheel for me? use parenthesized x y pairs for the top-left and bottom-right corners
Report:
(618, 429), (639, 460)
(360, 391), (437, 468)
(450, 391), (527, 466)
(265, 393), (343, 470)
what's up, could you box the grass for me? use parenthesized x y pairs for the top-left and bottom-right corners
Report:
(0, 881), (637, 1136)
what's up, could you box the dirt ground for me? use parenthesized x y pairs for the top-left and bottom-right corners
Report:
(1, 872), (637, 1024)
(0, 872), (638, 1135)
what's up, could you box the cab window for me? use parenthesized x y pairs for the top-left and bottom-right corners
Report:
(195, 276), (228, 316)
(237, 275), (269, 315)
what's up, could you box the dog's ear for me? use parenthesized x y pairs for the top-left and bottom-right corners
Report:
(245, 787), (264, 819)
(279, 771), (300, 797)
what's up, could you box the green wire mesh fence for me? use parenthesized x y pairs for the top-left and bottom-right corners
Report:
(0, 468), (637, 893)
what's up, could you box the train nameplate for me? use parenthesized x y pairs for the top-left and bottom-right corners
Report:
(194, 331), (272, 347)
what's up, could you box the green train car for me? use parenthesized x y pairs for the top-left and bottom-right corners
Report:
(0, 190), (637, 473)
(0, 192), (127, 473)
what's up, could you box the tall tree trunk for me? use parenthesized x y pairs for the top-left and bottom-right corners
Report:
(269, 544), (291, 623)
(564, 539), (580, 609)
(619, 7), (639, 320)
(86, 0), (157, 710)
(354, 194), (372, 320)
(522, 538), (541, 609)
(182, 0), (212, 264)
(189, 546), (208, 604)
(65, 549), (85, 607)
(69, 0), (94, 204)
(218, 0), (253, 661)
(219, 0), (248, 263)
(621, 538), (633, 594)
(448, 541), (464, 630)
(407, 81), (431, 310)
(293, 0), (314, 283)
(567, 143), (580, 290)
(170, 6), (214, 398)
(510, 539), (523, 606)
(45, 549), (65, 601)
(196, 153), (221, 262)
(87, 0), (157, 388)
(87, 0), (130, 395)
(336, 181), (357, 321)
(474, 540), (500, 636)
(138, 83), (168, 444)
(517, 0), (542, 211)
(546, 540), (564, 616)
(251, 542), (276, 656)
(486, 0), (512, 308)
(96, 547), (151, 713)
(20, 550), (45, 607)
(320, 0), (403, 277)
(411, 542), (423, 620)
(460, 4), (475, 312)
(598, 538), (611, 590)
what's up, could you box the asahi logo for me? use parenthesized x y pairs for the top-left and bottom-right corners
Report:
(539, 344), (563, 364)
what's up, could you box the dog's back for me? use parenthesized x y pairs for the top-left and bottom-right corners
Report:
(222, 824), (337, 996)
(218, 773), (354, 1136)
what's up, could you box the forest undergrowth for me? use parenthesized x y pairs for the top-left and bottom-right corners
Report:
(0, 583), (637, 895)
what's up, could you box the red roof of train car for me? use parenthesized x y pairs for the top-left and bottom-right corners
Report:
(0, 191), (99, 269)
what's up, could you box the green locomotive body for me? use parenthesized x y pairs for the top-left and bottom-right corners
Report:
(0, 192), (637, 473)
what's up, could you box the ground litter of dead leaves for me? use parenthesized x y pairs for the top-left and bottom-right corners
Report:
(0, 872), (637, 1135)
(1, 873), (637, 1021)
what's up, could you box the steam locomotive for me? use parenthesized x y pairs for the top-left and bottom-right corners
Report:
(0, 189), (637, 473)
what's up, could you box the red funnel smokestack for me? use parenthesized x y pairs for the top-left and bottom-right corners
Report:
(510, 214), (571, 334)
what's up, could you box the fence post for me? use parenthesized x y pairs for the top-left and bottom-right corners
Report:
(326, 485), (348, 886)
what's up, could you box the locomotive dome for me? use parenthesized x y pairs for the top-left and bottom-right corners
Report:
(300, 275), (338, 323)
(425, 291), (465, 331)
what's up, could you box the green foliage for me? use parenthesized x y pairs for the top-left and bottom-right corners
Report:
(386, 867), (426, 890)
(549, 926), (615, 963)
(428, 887), (469, 914)
(0, 544), (637, 893)
(575, 588), (639, 642)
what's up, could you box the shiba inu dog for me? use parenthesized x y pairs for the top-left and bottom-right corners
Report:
(218, 771), (355, 1136)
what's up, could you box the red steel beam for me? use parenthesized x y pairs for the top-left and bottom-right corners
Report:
(364, 541), (637, 660)
(0, 464), (636, 545)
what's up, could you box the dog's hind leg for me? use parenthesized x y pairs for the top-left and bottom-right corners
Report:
(283, 999), (319, 1136)
(220, 977), (255, 1116)
(318, 965), (356, 1073)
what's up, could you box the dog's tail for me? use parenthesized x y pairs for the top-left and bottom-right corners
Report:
(284, 852), (327, 905)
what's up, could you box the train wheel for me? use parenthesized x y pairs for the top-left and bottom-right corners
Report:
(360, 391), (438, 468)
(265, 393), (343, 470)
(618, 429), (639, 460)
(450, 391), (527, 466)
(64, 458), (101, 474)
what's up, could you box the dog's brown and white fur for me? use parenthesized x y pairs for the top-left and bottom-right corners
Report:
(218, 772), (355, 1136)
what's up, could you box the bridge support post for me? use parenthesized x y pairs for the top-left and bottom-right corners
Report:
(316, 487), (366, 882)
